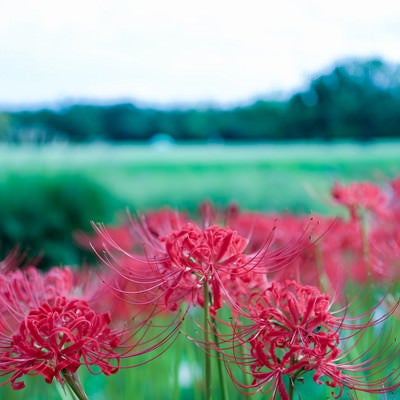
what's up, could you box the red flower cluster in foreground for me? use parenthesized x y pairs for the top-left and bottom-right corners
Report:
(0, 176), (400, 399)
(89, 177), (400, 398)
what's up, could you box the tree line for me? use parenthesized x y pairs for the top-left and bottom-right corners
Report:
(1, 58), (400, 143)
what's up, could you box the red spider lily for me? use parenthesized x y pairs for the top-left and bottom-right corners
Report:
(95, 220), (250, 313)
(226, 209), (332, 289)
(163, 222), (249, 312)
(314, 218), (367, 289)
(76, 208), (189, 256)
(141, 207), (189, 239)
(218, 280), (400, 399)
(382, 176), (400, 237)
(0, 266), (74, 309)
(324, 179), (400, 285)
(331, 181), (389, 220)
(390, 176), (400, 199)
(0, 264), (179, 393)
(365, 228), (400, 281)
(0, 266), (122, 390)
(95, 212), (305, 316)
(0, 297), (120, 390)
(74, 223), (133, 253)
(225, 194), (400, 289)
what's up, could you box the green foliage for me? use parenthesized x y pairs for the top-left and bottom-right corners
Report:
(0, 172), (123, 268)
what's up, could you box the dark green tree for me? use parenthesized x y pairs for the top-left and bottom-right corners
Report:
(283, 58), (400, 141)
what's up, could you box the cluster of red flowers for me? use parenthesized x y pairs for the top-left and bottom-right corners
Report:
(1, 176), (400, 399)
(0, 261), (178, 395)
(87, 177), (400, 398)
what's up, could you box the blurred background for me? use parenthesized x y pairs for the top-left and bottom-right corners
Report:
(1, 0), (400, 269)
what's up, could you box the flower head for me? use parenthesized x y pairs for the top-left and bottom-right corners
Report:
(223, 280), (400, 399)
(0, 265), (124, 390)
(331, 181), (388, 219)
(0, 258), (179, 394)
(0, 296), (120, 390)
(164, 222), (248, 277)
(96, 211), (300, 316)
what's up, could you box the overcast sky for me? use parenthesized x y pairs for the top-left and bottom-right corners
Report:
(1, 0), (400, 108)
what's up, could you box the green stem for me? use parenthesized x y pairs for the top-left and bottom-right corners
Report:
(288, 379), (295, 400)
(288, 358), (295, 400)
(211, 318), (228, 400)
(61, 370), (89, 400)
(203, 282), (212, 400)
(172, 332), (184, 400)
(55, 380), (73, 400)
(185, 316), (202, 400)
(287, 363), (305, 400)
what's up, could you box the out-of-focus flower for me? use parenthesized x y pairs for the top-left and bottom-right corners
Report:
(331, 181), (389, 219)
(326, 179), (400, 285)
(390, 176), (400, 199)
(226, 209), (330, 288)
(74, 223), (133, 253)
(0, 249), (25, 273)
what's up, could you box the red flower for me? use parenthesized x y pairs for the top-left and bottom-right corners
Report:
(390, 175), (400, 199)
(96, 213), (298, 315)
(0, 266), (123, 390)
(0, 262), (182, 394)
(222, 280), (400, 399)
(74, 223), (133, 253)
(0, 296), (120, 390)
(165, 223), (247, 270)
(227, 209), (330, 289)
(331, 181), (388, 219)
(163, 222), (249, 311)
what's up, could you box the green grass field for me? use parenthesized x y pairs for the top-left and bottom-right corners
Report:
(1, 141), (400, 399)
(2, 141), (400, 215)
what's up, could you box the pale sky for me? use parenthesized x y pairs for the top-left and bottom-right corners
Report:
(1, 0), (400, 107)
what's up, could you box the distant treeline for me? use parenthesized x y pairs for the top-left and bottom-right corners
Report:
(1, 58), (400, 143)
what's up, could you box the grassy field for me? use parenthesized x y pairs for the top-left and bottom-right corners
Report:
(2, 141), (400, 215)
(1, 141), (400, 399)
